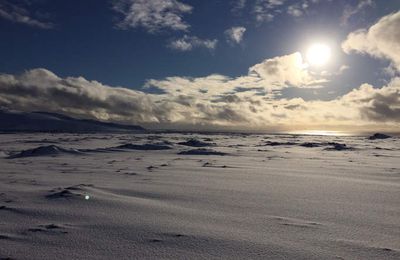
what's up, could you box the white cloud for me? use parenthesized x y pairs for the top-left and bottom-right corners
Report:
(1, 55), (399, 130)
(112, 0), (192, 33)
(232, 0), (286, 23)
(232, 0), (247, 14)
(342, 11), (400, 73)
(0, 0), (53, 29)
(341, 0), (374, 26)
(339, 65), (350, 73)
(0, 68), (172, 123)
(253, 0), (280, 23)
(225, 26), (246, 44)
(341, 77), (400, 122)
(0, 52), (324, 128)
(145, 52), (324, 100)
(286, 0), (312, 18)
(287, 5), (304, 17)
(263, 0), (286, 8)
(235, 0), (317, 24)
(248, 52), (322, 87)
(254, 11), (274, 23)
(167, 35), (218, 51)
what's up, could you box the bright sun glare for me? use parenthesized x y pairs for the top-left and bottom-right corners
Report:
(306, 43), (331, 66)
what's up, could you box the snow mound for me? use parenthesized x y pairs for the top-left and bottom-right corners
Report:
(369, 133), (392, 140)
(324, 143), (353, 151)
(299, 142), (322, 148)
(8, 145), (82, 159)
(178, 138), (216, 147)
(262, 141), (297, 146)
(46, 184), (94, 199)
(116, 143), (172, 150)
(178, 148), (228, 156)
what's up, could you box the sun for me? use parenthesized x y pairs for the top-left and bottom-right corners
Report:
(306, 43), (331, 66)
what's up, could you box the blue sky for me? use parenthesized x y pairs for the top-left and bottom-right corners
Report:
(0, 0), (399, 131)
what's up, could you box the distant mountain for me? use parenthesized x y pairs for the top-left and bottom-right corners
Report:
(0, 110), (145, 133)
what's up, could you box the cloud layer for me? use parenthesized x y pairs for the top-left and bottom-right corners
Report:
(341, 0), (374, 26)
(1, 52), (399, 130)
(233, 0), (313, 23)
(1, 3), (399, 130)
(112, 0), (192, 33)
(342, 11), (400, 73)
(168, 35), (218, 51)
(0, 0), (53, 29)
(225, 27), (246, 44)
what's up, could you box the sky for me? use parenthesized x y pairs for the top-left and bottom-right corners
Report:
(0, 0), (399, 132)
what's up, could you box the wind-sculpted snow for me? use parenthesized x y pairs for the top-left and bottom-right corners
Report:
(7, 143), (174, 159)
(369, 133), (392, 140)
(323, 143), (354, 151)
(178, 148), (228, 156)
(260, 140), (355, 150)
(177, 138), (216, 147)
(116, 143), (173, 150)
(0, 133), (399, 259)
(7, 145), (82, 159)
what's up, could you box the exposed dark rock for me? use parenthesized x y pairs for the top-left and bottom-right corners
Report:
(116, 143), (172, 150)
(324, 143), (353, 151)
(262, 141), (297, 146)
(8, 145), (82, 159)
(178, 148), (228, 156)
(299, 142), (322, 148)
(369, 133), (392, 140)
(178, 138), (216, 147)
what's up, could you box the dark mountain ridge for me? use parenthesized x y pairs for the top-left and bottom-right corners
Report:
(0, 110), (145, 133)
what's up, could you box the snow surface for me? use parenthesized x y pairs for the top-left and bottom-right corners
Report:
(0, 133), (399, 259)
